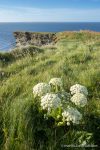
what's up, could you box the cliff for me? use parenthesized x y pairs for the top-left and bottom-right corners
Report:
(14, 32), (56, 47)
(13, 30), (100, 48)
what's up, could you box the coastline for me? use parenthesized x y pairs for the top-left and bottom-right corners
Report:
(0, 22), (100, 51)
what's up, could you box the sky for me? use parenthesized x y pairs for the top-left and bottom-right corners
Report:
(0, 0), (100, 22)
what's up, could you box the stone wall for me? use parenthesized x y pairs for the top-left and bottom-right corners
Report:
(14, 32), (56, 47)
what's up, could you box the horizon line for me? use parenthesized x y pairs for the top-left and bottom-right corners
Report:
(0, 21), (100, 23)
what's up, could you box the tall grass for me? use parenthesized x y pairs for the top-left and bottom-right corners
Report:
(0, 31), (100, 149)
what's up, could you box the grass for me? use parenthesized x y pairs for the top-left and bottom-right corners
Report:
(0, 31), (100, 150)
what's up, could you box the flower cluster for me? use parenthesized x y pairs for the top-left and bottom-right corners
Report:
(33, 83), (51, 97)
(62, 106), (82, 125)
(33, 79), (88, 126)
(41, 93), (61, 113)
(70, 84), (88, 96)
(71, 93), (87, 107)
(49, 78), (63, 88)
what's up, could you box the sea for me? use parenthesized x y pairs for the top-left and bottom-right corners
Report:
(0, 22), (100, 51)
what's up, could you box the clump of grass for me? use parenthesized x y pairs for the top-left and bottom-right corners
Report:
(0, 46), (43, 68)
(0, 52), (14, 67)
(11, 46), (44, 58)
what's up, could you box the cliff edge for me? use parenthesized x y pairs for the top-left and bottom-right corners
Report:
(14, 32), (56, 47)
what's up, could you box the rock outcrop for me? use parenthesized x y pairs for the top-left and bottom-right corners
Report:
(14, 32), (56, 47)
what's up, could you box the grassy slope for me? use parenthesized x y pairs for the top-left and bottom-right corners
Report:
(0, 31), (100, 149)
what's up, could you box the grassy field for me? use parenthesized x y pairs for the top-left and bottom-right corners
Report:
(0, 31), (100, 150)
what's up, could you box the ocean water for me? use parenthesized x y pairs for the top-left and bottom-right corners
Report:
(0, 22), (100, 51)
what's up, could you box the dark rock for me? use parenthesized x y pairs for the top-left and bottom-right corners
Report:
(13, 32), (56, 47)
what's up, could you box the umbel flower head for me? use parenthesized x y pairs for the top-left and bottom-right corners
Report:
(49, 78), (63, 88)
(33, 83), (51, 97)
(62, 106), (82, 125)
(71, 93), (87, 107)
(70, 84), (88, 96)
(41, 93), (61, 113)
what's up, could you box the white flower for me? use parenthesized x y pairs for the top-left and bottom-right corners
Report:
(71, 93), (87, 107)
(62, 106), (82, 125)
(70, 84), (88, 96)
(49, 78), (63, 88)
(33, 83), (51, 97)
(41, 93), (61, 113)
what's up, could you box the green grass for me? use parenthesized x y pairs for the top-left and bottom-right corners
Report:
(0, 31), (100, 150)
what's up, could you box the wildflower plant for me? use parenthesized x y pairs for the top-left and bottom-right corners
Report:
(62, 106), (82, 126)
(70, 84), (88, 96)
(33, 78), (88, 127)
(41, 93), (61, 114)
(33, 82), (51, 97)
(71, 93), (87, 107)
